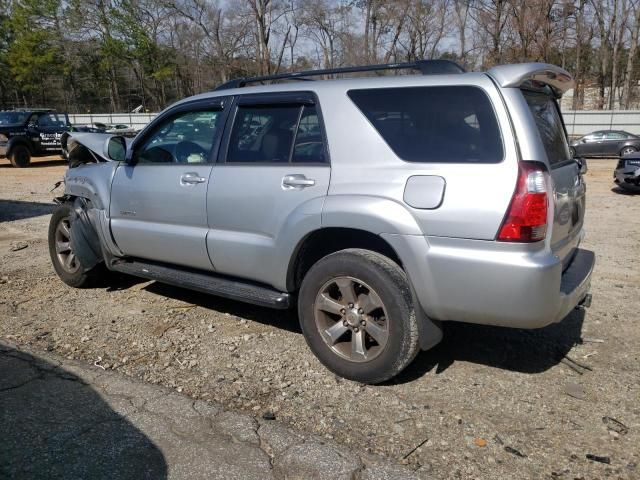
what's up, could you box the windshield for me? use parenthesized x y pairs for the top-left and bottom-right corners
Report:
(523, 91), (570, 165)
(0, 112), (30, 126)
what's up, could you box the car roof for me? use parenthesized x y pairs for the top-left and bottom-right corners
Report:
(169, 62), (573, 111)
(589, 130), (634, 135)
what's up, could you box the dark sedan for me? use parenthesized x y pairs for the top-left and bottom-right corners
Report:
(570, 130), (640, 158)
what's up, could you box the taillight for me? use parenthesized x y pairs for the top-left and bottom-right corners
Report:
(497, 162), (548, 242)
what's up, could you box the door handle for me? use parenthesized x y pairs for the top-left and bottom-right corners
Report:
(282, 174), (316, 189)
(180, 172), (207, 185)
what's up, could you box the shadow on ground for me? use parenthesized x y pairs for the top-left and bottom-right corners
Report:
(0, 199), (55, 222)
(0, 158), (66, 169)
(0, 344), (167, 479)
(138, 277), (585, 377)
(395, 308), (586, 383)
(145, 281), (302, 334)
(611, 186), (640, 195)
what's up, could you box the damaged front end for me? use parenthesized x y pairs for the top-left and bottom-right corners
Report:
(53, 132), (127, 272)
(68, 197), (103, 271)
(62, 131), (132, 168)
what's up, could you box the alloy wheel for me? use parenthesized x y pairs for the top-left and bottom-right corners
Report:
(54, 217), (80, 273)
(313, 276), (389, 363)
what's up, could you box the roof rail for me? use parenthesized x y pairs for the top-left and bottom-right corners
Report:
(214, 59), (465, 91)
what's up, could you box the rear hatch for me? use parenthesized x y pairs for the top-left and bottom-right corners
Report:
(522, 90), (585, 268)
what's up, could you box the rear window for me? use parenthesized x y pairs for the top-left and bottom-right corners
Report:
(348, 86), (503, 163)
(523, 91), (570, 165)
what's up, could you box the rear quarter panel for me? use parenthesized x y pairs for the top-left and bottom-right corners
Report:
(318, 74), (518, 239)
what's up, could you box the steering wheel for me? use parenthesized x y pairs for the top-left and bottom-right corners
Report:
(175, 141), (208, 163)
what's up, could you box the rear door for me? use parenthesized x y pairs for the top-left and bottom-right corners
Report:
(110, 98), (228, 270)
(206, 92), (330, 286)
(602, 131), (626, 156)
(523, 91), (585, 266)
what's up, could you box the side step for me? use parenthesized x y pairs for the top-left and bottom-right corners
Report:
(108, 258), (291, 309)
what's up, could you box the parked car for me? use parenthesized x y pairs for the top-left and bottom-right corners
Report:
(48, 61), (594, 384)
(614, 154), (640, 192)
(0, 109), (71, 167)
(569, 130), (640, 158)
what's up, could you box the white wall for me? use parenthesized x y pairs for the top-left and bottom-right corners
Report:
(562, 110), (640, 137)
(71, 110), (640, 138)
(68, 113), (156, 130)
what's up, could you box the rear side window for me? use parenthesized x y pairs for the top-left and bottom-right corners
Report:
(348, 86), (503, 163)
(523, 91), (570, 165)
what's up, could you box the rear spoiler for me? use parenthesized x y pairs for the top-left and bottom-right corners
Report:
(487, 63), (574, 98)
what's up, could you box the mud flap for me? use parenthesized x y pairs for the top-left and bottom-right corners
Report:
(69, 198), (103, 271)
(410, 285), (443, 351)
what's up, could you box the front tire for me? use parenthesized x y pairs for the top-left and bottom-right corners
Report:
(298, 249), (419, 384)
(48, 203), (96, 288)
(9, 145), (31, 168)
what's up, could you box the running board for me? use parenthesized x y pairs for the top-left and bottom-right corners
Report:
(108, 258), (291, 309)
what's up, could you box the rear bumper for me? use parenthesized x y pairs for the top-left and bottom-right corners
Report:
(382, 234), (595, 329)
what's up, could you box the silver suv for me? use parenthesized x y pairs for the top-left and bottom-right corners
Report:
(49, 60), (595, 384)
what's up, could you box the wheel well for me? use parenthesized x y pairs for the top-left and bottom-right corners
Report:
(8, 139), (33, 156)
(287, 228), (402, 291)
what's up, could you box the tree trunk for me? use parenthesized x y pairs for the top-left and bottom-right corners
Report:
(622, 3), (640, 108)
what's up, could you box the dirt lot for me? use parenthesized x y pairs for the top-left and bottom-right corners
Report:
(1, 156), (639, 479)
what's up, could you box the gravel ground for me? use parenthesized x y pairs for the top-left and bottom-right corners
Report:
(1, 156), (639, 479)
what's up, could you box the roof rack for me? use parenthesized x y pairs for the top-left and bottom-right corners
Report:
(214, 59), (465, 91)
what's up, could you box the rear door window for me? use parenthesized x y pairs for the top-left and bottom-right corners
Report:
(227, 105), (300, 163)
(226, 100), (328, 164)
(523, 91), (570, 165)
(292, 105), (326, 163)
(348, 86), (503, 163)
(605, 132), (626, 140)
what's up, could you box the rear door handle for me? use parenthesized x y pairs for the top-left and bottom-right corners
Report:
(180, 172), (207, 185)
(282, 174), (316, 189)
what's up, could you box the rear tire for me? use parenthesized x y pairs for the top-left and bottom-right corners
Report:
(9, 145), (31, 168)
(620, 146), (637, 157)
(298, 248), (419, 384)
(48, 203), (98, 288)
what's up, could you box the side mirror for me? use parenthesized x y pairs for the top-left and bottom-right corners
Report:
(575, 157), (588, 175)
(107, 136), (127, 162)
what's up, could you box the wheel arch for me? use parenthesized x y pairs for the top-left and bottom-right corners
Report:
(6, 136), (34, 157)
(620, 143), (638, 155)
(286, 227), (403, 292)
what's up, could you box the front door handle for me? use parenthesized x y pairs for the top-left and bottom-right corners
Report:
(180, 172), (207, 185)
(282, 174), (316, 189)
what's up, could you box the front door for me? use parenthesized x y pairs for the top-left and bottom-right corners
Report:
(110, 101), (227, 270)
(206, 94), (330, 287)
(29, 112), (68, 154)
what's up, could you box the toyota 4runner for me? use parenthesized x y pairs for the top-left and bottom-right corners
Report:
(48, 60), (595, 384)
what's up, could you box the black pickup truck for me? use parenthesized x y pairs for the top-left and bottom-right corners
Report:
(0, 109), (71, 167)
